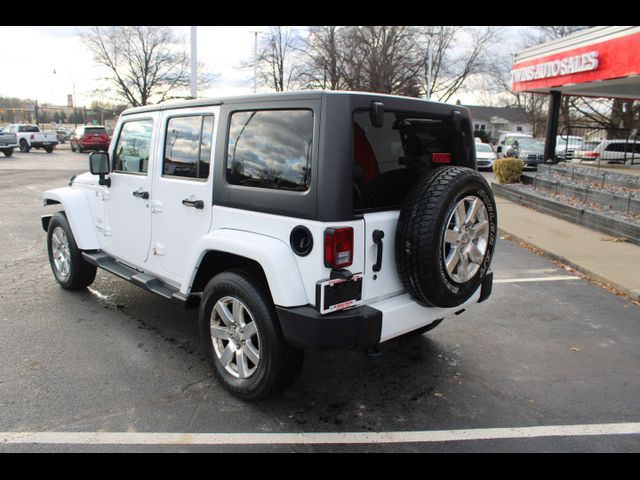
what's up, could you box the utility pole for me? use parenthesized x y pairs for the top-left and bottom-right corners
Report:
(190, 26), (198, 99)
(251, 30), (259, 94)
(426, 29), (434, 100)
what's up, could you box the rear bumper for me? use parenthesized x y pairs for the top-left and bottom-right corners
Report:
(31, 141), (58, 148)
(79, 142), (109, 150)
(277, 272), (493, 350)
(276, 304), (383, 351)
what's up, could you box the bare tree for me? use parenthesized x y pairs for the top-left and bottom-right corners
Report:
(297, 26), (347, 90)
(421, 26), (499, 103)
(81, 26), (209, 107)
(257, 26), (302, 92)
(337, 26), (423, 97)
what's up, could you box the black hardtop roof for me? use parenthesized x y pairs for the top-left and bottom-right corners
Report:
(121, 90), (466, 116)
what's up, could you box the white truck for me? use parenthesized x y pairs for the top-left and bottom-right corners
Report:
(41, 91), (497, 400)
(5, 124), (58, 153)
(0, 129), (18, 156)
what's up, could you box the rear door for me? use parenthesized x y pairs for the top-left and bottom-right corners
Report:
(146, 107), (218, 285)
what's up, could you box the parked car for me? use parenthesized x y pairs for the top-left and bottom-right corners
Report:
(41, 91), (497, 400)
(56, 128), (72, 144)
(555, 135), (584, 162)
(574, 140), (602, 162)
(475, 142), (497, 170)
(506, 137), (546, 168)
(495, 132), (533, 158)
(4, 124), (58, 153)
(582, 139), (640, 164)
(0, 128), (19, 156)
(70, 125), (111, 153)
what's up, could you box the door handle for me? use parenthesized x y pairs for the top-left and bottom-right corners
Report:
(182, 198), (204, 209)
(132, 190), (149, 199)
(372, 229), (384, 272)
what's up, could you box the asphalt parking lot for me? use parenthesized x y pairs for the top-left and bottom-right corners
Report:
(1, 146), (639, 452)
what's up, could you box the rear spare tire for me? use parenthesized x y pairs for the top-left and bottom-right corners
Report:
(395, 166), (497, 308)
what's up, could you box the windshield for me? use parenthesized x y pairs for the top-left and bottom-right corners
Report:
(516, 139), (544, 150)
(475, 143), (493, 153)
(558, 136), (583, 148)
(84, 127), (107, 135)
(18, 125), (39, 133)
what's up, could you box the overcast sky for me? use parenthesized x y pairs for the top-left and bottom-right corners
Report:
(0, 26), (528, 107)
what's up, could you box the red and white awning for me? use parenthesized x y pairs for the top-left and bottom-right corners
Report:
(511, 26), (640, 100)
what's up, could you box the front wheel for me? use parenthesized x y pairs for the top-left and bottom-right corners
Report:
(1, 148), (13, 157)
(47, 212), (97, 290)
(199, 270), (304, 401)
(19, 139), (30, 153)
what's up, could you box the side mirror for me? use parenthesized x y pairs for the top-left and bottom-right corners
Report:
(370, 101), (384, 128)
(89, 151), (111, 187)
(496, 146), (502, 153)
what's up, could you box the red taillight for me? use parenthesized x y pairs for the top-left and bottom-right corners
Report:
(584, 152), (600, 158)
(432, 152), (452, 164)
(324, 227), (354, 269)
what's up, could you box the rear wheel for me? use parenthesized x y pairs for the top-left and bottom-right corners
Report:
(199, 270), (304, 401)
(1, 148), (13, 157)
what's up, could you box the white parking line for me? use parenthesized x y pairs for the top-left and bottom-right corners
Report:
(494, 275), (579, 284)
(2, 423), (640, 446)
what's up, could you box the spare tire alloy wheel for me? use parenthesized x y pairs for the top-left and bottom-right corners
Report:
(210, 296), (261, 380)
(443, 195), (490, 284)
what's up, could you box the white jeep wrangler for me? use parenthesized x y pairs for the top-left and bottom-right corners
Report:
(42, 91), (497, 400)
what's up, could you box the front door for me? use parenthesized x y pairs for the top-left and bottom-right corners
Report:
(146, 107), (219, 285)
(103, 114), (157, 267)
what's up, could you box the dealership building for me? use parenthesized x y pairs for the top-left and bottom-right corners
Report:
(511, 25), (640, 161)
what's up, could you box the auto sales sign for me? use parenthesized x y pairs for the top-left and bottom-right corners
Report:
(511, 52), (599, 83)
(511, 29), (640, 94)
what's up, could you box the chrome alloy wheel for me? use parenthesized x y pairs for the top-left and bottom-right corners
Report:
(51, 226), (71, 278)
(210, 296), (261, 379)
(442, 195), (490, 284)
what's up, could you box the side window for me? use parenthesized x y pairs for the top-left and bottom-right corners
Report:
(226, 109), (313, 192)
(163, 115), (214, 180)
(112, 119), (154, 174)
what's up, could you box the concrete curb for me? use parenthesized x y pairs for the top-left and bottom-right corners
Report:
(492, 182), (640, 246)
(496, 227), (640, 302)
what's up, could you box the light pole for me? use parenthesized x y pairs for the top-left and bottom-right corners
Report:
(250, 30), (260, 94)
(190, 26), (198, 98)
(426, 29), (435, 100)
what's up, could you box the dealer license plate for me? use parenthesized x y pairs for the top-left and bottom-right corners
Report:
(316, 273), (363, 315)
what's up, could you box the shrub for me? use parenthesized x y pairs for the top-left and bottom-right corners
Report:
(492, 157), (524, 184)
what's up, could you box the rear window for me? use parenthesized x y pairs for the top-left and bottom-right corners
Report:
(605, 142), (640, 154)
(226, 109), (313, 192)
(84, 127), (107, 135)
(18, 125), (39, 133)
(353, 110), (455, 212)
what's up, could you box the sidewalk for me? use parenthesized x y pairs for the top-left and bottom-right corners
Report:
(492, 186), (640, 301)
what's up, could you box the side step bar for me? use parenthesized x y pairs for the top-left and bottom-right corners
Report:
(82, 251), (201, 309)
